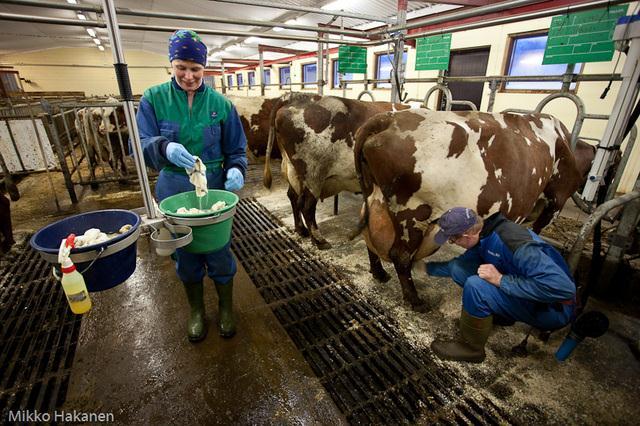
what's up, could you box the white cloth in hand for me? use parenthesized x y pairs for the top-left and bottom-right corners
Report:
(187, 156), (207, 198)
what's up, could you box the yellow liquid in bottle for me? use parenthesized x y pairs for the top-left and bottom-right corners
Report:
(61, 270), (92, 314)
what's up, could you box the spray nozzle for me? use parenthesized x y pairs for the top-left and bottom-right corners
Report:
(58, 234), (77, 265)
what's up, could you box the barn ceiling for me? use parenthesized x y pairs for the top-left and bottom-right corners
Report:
(0, 0), (465, 62)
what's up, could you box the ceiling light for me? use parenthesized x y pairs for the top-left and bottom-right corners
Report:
(245, 37), (260, 44)
(86, 28), (96, 37)
(77, 13), (86, 20)
(273, 26), (284, 32)
(321, 1), (342, 10)
(97, 45), (104, 51)
(66, 0), (77, 4)
(285, 19), (298, 25)
(92, 38), (101, 45)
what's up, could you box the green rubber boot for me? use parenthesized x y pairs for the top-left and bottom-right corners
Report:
(182, 281), (207, 342)
(215, 280), (236, 338)
(431, 309), (493, 363)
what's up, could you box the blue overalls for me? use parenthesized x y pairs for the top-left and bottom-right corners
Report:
(135, 78), (247, 284)
(428, 213), (576, 330)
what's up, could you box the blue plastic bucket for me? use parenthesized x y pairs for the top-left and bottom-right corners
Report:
(30, 209), (141, 292)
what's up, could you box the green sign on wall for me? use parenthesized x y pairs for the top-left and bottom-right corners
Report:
(543, 5), (628, 65)
(338, 46), (367, 73)
(415, 33), (452, 71)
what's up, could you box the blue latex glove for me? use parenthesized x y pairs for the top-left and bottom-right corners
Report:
(224, 168), (244, 192)
(165, 142), (195, 169)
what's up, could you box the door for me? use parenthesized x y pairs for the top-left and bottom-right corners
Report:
(440, 48), (490, 111)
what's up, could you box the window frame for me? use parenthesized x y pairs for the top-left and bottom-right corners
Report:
(331, 59), (354, 89)
(236, 73), (244, 89)
(263, 68), (271, 87)
(501, 30), (583, 93)
(374, 50), (407, 89)
(279, 66), (291, 89)
(301, 62), (318, 89)
(248, 71), (255, 89)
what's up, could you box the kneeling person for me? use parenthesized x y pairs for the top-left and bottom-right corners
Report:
(426, 207), (576, 363)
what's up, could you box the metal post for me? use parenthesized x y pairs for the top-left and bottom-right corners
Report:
(41, 103), (77, 203)
(487, 79), (498, 112)
(259, 51), (265, 97)
(317, 31), (324, 96)
(101, 0), (156, 218)
(583, 17), (640, 202)
(221, 61), (227, 94)
(390, 0), (407, 104)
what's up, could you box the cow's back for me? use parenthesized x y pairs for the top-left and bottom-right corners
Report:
(227, 95), (279, 158)
(276, 95), (405, 198)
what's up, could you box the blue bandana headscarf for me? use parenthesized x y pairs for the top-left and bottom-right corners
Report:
(168, 29), (207, 66)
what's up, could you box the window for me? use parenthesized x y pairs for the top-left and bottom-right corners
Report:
(332, 60), (353, 89)
(226, 74), (233, 89)
(302, 63), (317, 89)
(504, 33), (583, 91)
(248, 71), (255, 89)
(375, 51), (407, 89)
(236, 73), (244, 89)
(279, 66), (291, 88)
(0, 71), (20, 97)
(203, 75), (215, 89)
(263, 69), (271, 86)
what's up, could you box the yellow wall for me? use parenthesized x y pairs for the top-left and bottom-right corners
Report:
(0, 48), (171, 96)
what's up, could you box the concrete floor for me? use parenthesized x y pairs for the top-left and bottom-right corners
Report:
(4, 162), (640, 424)
(62, 237), (345, 424)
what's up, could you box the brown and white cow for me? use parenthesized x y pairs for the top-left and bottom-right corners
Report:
(74, 97), (129, 178)
(353, 109), (584, 311)
(263, 92), (410, 249)
(226, 95), (280, 162)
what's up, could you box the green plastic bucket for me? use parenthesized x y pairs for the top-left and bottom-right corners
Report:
(158, 189), (239, 253)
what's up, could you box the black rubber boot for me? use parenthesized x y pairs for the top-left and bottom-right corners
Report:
(182, 281), (206, 342)
(431, 309), (493, 363)
(215, 280), (236, 338)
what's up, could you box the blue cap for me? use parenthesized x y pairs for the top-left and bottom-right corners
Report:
(434, 207), (478, 245)
(168, 29), (207, 66)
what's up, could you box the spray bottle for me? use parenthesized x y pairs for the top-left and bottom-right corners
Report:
(58, 234), (92, 314)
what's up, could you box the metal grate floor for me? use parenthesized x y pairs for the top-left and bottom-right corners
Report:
(0, 243), (82, 421)
(232, 198), (513, 424)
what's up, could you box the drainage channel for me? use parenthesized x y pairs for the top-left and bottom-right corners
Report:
(0, 243), (82, 421)
(231, 198), (514, 424)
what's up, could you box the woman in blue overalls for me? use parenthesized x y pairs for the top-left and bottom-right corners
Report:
(136, 30), (247, 342)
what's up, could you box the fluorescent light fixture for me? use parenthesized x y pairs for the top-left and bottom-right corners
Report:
(245, 37), (260, 44)
(86, 28), (96, 37)
(77, 13), (86, 20)
(98, 45), (105, 51)
(66, 0), (77, 4)
(285, 19), (298, 25)
(273, 26), (284, 32)
(321, 1), (342, 10)
(92, 38), (101, 45)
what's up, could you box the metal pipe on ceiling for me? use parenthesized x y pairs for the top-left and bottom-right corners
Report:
(0, 12), (363, 45)
(0, 0), (368, 37)
(209, 0), (395, 24)
(402, 0), (633, 41)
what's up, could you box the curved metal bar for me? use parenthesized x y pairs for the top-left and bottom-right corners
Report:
(534, 92), (586, 150)
(357, 90), (375, 101)
(450, 100), (477, 111)
(423, 84), (452, 110)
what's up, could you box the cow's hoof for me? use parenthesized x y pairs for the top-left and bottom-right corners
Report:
(410, 300), (430, 313)
(296, 227), (310, 238)
(372, 269), (391, 283)
(314, 240), (332, 250)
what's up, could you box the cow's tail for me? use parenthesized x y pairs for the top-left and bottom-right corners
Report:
(263, 94), (289, 189)
(349, 112), (395, 240)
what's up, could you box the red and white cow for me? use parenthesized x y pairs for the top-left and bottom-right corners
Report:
(226, 95), (280, 162)
(353, 109), (585, 311)
(74, 97), (129, 177)
(263, 92), (409, 249)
